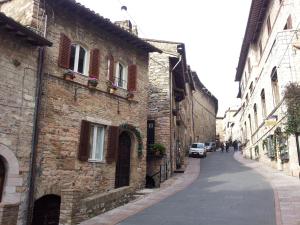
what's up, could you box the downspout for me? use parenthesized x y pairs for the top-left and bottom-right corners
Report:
(170, 55), (182, 175)
(25, 47), (45, 225)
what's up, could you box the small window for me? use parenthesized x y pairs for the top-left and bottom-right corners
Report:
(115, 62), (128, 89)
(249, 82), (253, 93)
(247, 58), (251, 74)
(89, 124), (105, 161)
(284, 15), (293, 30)
(259, 41), (263, 57)
(69, 44), (88, 75)
(267, 15), (272, 36)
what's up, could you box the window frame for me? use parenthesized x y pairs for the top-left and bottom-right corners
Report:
(70, 44), (89, 76)
(88, 124), (105, 162)
(115, 61), (128, 89)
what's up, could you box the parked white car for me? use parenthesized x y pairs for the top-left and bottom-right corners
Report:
(205, 142), (216, 152)
(189, 143), (207, 158)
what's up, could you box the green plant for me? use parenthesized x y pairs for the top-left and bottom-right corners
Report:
(284, 83), (300, 135)
(119, 123), (143, 157)
(152, 143), (166, 155)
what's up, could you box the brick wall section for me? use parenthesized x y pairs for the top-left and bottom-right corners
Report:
(0, 203), (19, 225)
(0, 28), (39, 225)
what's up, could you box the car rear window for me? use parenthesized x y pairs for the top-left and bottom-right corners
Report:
(192, 143), (204, 148)
(205, 142), (209, 146)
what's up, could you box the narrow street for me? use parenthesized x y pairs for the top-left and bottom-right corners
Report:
(118, 151), (276, 225)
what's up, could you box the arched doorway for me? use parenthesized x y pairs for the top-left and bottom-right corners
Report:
(32, 195), (61, 225)
(0, 157), (5, 202)
(115, 132), (131, 188)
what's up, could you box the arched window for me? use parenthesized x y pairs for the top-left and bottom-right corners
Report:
(271, 67), (280, 106)
(254, 104), (258, 130)
(261, 89), (267, 118)
(248, 114), (253, 135)
(69, 44), (88, 74)
(244, 121), (248, 142)
(0, 157), (5, 202)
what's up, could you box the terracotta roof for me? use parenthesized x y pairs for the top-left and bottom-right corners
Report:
(0, 12), (52, 46)
(235, 0), (270, 81)
(48, 0), (161, 53)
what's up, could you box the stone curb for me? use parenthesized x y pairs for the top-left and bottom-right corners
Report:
(80, 158), (200, 225)
(234, 152), (300, 225)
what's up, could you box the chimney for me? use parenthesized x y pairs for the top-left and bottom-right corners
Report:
(114, 5), (138, 36)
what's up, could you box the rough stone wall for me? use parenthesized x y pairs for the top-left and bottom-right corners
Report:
(0, 30), (39, 225)
(0, 203), (19, 225)
(193, 89), (217, 143)
(0, 0), (46, 35)
(147, 40), (182, 176)
(32, 5), (149, 225)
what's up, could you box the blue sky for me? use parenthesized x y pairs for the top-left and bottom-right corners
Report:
(77, 0), (252, 116)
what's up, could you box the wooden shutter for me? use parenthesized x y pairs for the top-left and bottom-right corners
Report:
(108, 55), (115, 82)
(106, 126), (119, 163)
(89, 49), (100, 78)
(128, 64), (137, 91)
(78, 120), (91, 162)
(58, 33), (71, 69)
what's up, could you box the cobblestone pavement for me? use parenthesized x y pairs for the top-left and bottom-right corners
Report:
(80, 158), (200, 225)
(234, 152), (300, 225)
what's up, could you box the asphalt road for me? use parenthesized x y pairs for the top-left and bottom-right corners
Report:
(118, 151), (276, 225)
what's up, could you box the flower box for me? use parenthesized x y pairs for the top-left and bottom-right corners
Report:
(106, 81), (118, 94)
(63, 70), (75, 80)
(88, 77), (98, 88)
(126, 92), (134, 100)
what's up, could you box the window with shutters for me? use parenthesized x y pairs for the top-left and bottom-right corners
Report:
(115, 62), (128, 89)
(70, 44), (89, 75)
(89, 124), (105, 161)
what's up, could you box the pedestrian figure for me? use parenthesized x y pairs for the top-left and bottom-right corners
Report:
(221, 143), (224, 152)
(226, 142), (229, 152)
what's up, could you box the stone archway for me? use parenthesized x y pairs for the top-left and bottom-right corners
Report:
(0, 144), (22, 203)
(31, 194), (61, 225)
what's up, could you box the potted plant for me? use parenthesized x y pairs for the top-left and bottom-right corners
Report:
(88, 76), (98, 88)
(63, 69), (75, 80)
(126, 91), (134, 100)
(106, 81), (117, 94)
(151, 143), (166, 157)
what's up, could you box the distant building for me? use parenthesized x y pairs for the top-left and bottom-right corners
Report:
(235, 0), (300, 176)
(191, 73), (218, 143)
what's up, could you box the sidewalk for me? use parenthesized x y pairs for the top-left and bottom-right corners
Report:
(234, 152), (300, 225)
(80, 158), (200, 225)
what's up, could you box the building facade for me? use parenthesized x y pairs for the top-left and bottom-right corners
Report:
(0, 0), (160, 224)
(235, 0), (300, 176)
(0, 12), (52, 225)
(146, 39), (193, 186)
(192, 73), (218, 144)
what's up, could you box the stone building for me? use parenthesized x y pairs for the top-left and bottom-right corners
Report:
(235, 0), (300, 176)
(0, 0), (160, 224)
(216, 117), (225, 144)
(222, 107), (240, 143)
(0, 12), (52, 225)
(191, 73), (218, 143)
(146, 39), (194, 186)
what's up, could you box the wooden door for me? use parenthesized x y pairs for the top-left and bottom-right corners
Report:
(32, 195), (61, 225)
(115, 132), (131, 188)
(0, 158), (5, 202)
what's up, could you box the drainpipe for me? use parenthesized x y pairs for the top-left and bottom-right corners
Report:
(25, 47), (45, 225)
(170, 55), (182, 175)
